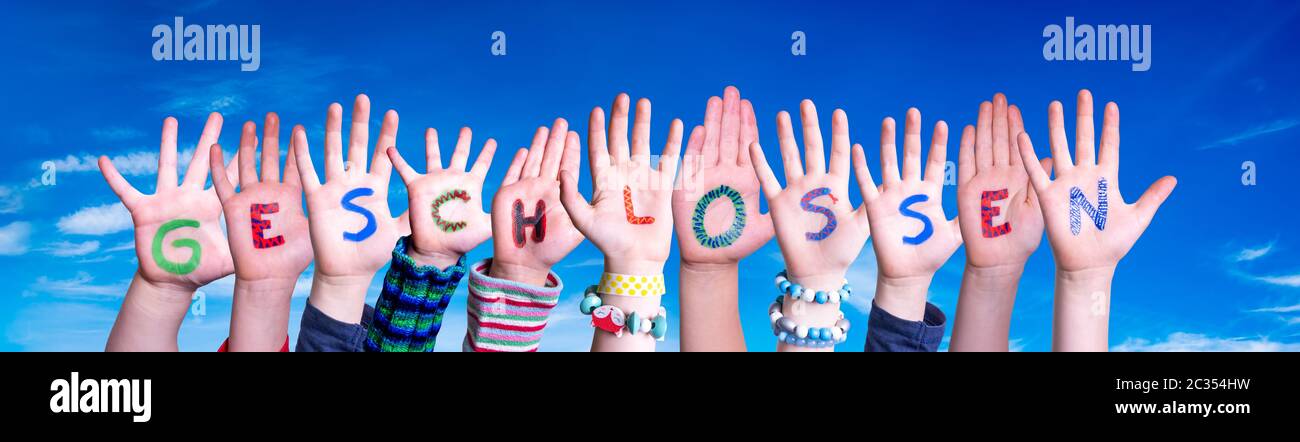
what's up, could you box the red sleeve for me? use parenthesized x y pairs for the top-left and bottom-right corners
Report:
(218, 336), (290, 352)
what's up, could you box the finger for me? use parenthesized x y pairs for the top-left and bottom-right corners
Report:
(470, 138), (498, 179)
(587, 106), (610, 173)
(776, 111), (804, 181)
(348, 94), (371, 172)
(1048, 100), (1074, 170)
(449, 126), (472, 171)
(541, 118), (569, 179)
(238, 121), (259, 187)
(1099, 102), (1120, 173)
(261, 112), (281, 182)
(631, 97), (652, 161)
(800, 100), (826, 175)
(702, 96), (722, 167)
(282, 139), (301, 187)
(325, 102), (345, 179)
(828, 109), (851, 178)
(879, 117), (901, 184)
(738, 99), (758, 167)
(1009, 104), (1025, 167)
(424, 128), (443, 171)
(501, 148), (528, 187)
(387, 146), (419, 183)
(99, 156), (143, 209)
(852, 143), (880, 203)
(560, 131), (581, 184)
(1074, 89), (1096, 166)
(958, 125), (975, 185)
(924, 121), (949, 184)
(677, 125), (705, 190)
(210, 144), (236, 202)
(901, 108), (923, 181)
(719, 86), (741, 164)
(225, 149), (240, 191)
(157, 117), (179, 190)
(370, 109), (397, 178)
(522, 125), (548, 178)
(558, 170), (595, 233)
(292, 125), (321, 192)
(1027, 157), (1053, 208)
(609, 94), (631, 164)
(975, 101), (993, 170)
(993, 93), (1010, 166)
(749, 142), (783, 199)
(659, 119), (684, 179)
(1134, 176), (1177, 230)
(1017, 132), (1050, 192)
(182, 112), (223, 189)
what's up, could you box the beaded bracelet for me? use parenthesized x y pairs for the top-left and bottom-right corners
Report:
(774, 270), (851, 304)
(768, 295), (850, 348)
(579, 285), (668, 340)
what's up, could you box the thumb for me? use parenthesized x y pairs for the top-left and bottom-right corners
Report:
(558, 170), (595, 234)
(1134, 176), (1177, 230)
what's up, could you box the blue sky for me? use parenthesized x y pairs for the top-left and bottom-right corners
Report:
(2, 0), (1299, 351)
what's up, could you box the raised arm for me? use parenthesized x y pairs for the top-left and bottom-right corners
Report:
(1015, 90), (1176, 351)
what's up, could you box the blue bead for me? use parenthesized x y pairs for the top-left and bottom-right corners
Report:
(785, 335), (798, 345)
(627, 311), (642, 334)
(796, 338), (808, 347)
(821, 328), (831, 340)
(790, 284), (802, 296)
(651, 314), (668, 339)
(777, 331), (788, 341)
(778, 281), (791, 292)
(579, 295), (602, 315)
(815, 291), (828, 304)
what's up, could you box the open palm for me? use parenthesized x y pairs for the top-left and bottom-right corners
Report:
(560, 94), (681, 273)
(1016, 90), (1176, 272)
(211, 114), (313, 282)
(859, 108), (962, 280)
(750, 100), (870, 283)
(490, 119), (585, 274)
(672, 86), (774, 265)
(957, 94), (1048, 268)
(293, 95), (408, 279)
(388, 126), (496, 262)
(100, 113), (236, 290)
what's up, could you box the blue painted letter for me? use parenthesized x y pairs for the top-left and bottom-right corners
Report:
(899, 194), (933, 245)
(342, 187), (377, 242)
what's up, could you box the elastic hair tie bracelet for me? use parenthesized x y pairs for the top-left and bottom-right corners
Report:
(580, 285), (668, 340)
(768, 295), (850, 348)
(774, 270), (851, 305)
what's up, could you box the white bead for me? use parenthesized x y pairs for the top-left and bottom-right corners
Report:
(831, 327), (844, 340)
(801, 290), (816, 302)
(641, 318), (652, 332)
(795, 325), (808, 339)
(769, 312), (782, 323)
(828, 292), (841, 304)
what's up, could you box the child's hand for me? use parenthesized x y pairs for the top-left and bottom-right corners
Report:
(858, 108), (962, 280)
(99, 113), (236, 290)
(749, 100), (870, 294)
(957, 94), (1048, 269)
(671, 87), (774, 266)
(560, 94), (682, 274)
(1016, 90), (1176, 272)
(388, 127), (496, 268)
(210, 114), (314, 283)
(490, 119), (585, 285)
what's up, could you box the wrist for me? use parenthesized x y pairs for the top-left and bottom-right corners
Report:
(786, 269), (847, 292)
(603, 258), (665, 275)
(407, 243), (462, 269)
(129, 272), (198, 316)
(307, 272), (373, 324)
(681, 261), (739, 276)
(230, 277), (296, 352)
(487, 260), (552, 286)
(873, 274), (933, 322)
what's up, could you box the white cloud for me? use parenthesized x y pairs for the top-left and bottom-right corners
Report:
(77, 255), (114, 264)
(0, 185), (22, 214)
(1251, 273), (1300, 288)
(40, 240), (100, 257)
(53, 151), (157, 176)
(1113, 332), (1300, 352)
(1248, 304), (1300, 313)
(563, 258), (604, 268)
(5, 302), (117, 351)
(104, 241), (135, 253)
(1233, 242), (1274, 262)
(1199, 118), (1300, 150)
(56, 202), (132, 235)
(0, 221), (32, 255)
(25, 271), (128, 299)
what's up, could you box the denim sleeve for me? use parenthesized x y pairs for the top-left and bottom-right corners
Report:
(364, 236), (467, 352)
(295, 301), (374, 352)
(864, 301), (946, 352)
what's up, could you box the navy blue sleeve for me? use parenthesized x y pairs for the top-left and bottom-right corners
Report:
(294, 301), (374, 352)
(864, 301), (946, 352)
